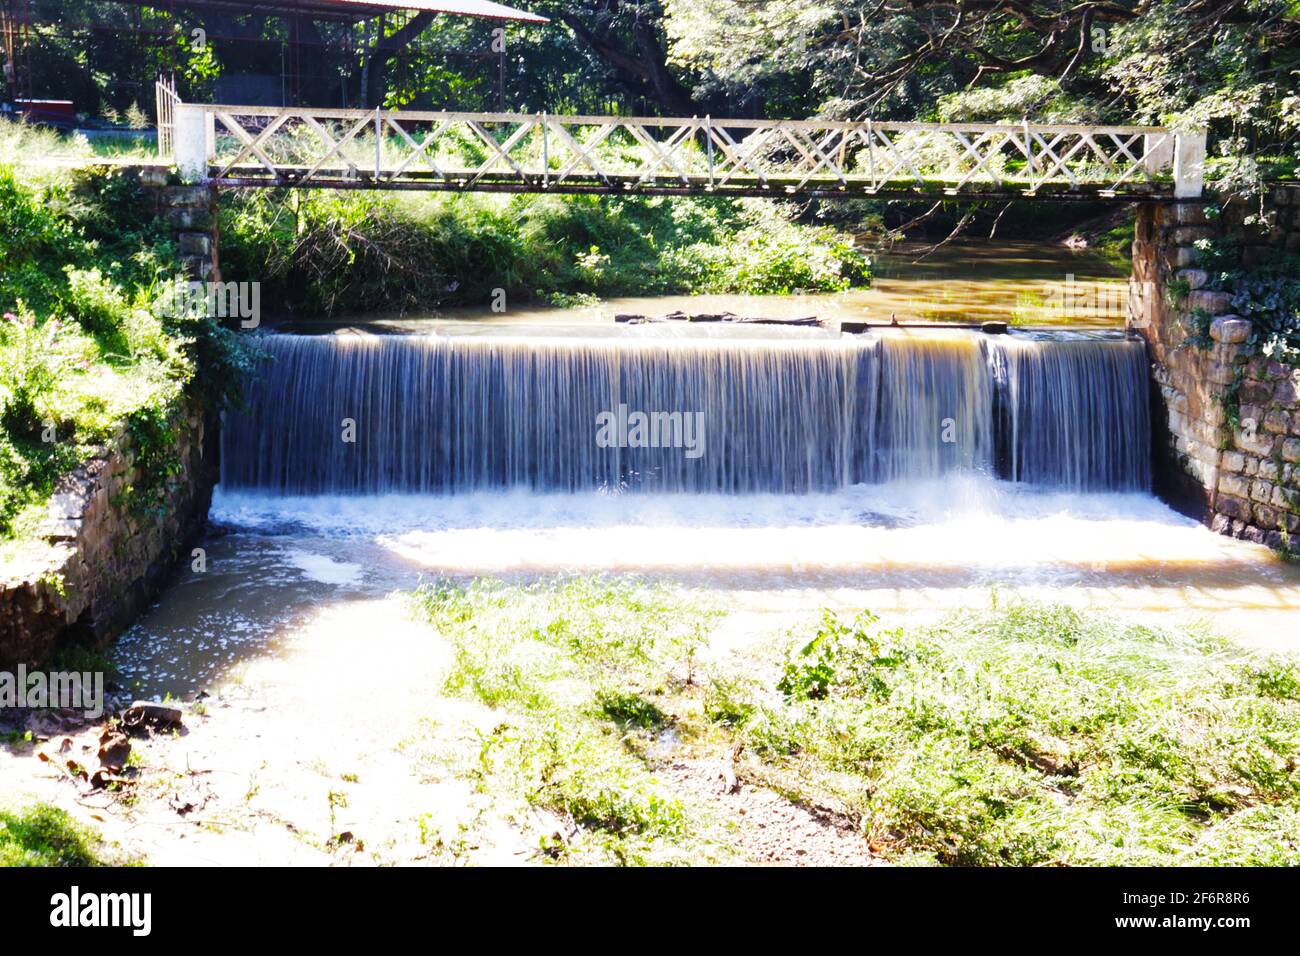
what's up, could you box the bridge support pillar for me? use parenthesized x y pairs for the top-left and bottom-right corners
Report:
(1173, 130), (1207, 199)
(174, 104), (211, 185)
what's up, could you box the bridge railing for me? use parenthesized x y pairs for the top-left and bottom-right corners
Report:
(171, 102), (1206, 199)
(155, 76), (179, 160)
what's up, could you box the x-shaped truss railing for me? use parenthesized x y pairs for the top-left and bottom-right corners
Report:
(168, 104), (1203, 199)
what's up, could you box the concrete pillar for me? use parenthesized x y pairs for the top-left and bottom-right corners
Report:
(1173, 130), (1207, 199)
(174, 104), (211, 184)
(1144, 132), (1174, 176)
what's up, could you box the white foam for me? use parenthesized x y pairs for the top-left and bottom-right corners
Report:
(281, 549), (364, 586)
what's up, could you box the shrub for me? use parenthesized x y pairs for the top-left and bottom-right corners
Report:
(220, 189), (871, 316)
(0, 308), (77, 437)
(1199, 243), (1300, 365)
(0, 132), (255, 541)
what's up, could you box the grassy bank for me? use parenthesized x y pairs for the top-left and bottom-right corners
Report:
(220, 190), (872, 317)
(0, 121), (255, 544)
(734, 603), (1300, 866)
(410, 578), (1300, 866)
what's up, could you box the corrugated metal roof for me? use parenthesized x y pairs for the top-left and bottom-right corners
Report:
(268, 0), (548, 23)
(110, 1), (549, 24)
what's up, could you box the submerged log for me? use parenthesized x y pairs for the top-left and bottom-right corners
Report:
(614, 312), (823, 327)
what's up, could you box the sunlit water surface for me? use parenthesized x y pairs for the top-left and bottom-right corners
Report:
(113, 480), (1300, 696)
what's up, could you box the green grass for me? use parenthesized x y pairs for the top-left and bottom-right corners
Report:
(413, 579), (1300, 866)
(724, 603), (1300, 866)
(1095, 216), (1136, 271)
(0, 804), (114, 866)
(409, 576), (719, 865)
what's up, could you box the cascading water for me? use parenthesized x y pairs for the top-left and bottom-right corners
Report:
(993, 335), (1151, 490)
(221, 327), (1151, 495)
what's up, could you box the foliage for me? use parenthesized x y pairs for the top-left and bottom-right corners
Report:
(1202, 245), (1300, 365)
(410, 576), (719, 864)
(0, 804), (112, 866)
(220, 189), (870, 316)
(725, 602), (1300, 866)
(775, 608), (910, 702)
(0, 123), (258, 539)
(933, 74), (1103, 125)
(413, 580), (1300, 866)
(665, 1), (1299, 197)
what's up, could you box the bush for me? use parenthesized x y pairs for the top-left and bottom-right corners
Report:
(0, 128), (256, 540)
(1199, 242), (1300, 364)
(220, 189), (871, 317)
(0, 308), (77, 437)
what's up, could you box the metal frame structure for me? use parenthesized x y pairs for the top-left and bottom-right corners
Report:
(0, 0), (33, 103)
(168, 100), (1207, 200)
(3, 0), (544, 110)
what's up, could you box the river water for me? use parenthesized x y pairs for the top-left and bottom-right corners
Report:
(112, 241), (1300, 697)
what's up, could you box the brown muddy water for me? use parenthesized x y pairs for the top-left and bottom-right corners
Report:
(291, 240), (1130, 333)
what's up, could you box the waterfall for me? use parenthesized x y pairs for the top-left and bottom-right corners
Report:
(992, 336), (1151, 491)
(221, 329), (1150, 495)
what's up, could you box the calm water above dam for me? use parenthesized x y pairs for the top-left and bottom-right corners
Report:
(295, 240), (1131, 333)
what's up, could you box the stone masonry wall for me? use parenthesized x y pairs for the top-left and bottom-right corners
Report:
(0, 168), (222, 665)
(136, 165), (220, 282)
(1130, 186), (1300, 552)
(0, 401), (217, 667)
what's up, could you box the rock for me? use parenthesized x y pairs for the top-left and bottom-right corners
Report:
(1191, 291), (1235, 316)
(1208, 361), (1237, 385)
(1250, 479), (1275, 504)
(178, 232), (211, 256)
(1274, 372), (1300, 406)
(162, 185), (213, 207)
(122, 700), (184, 732)
(1172, 226), (1213, 245)
(1235, 428), (1275, 457)
(1217, 495), (1253, 521)
(1177, 268), (1209, 290)
(98, 728), (132, 772)
(138, 166), (170, 188)
(1264, 410), (1292, 434)
(1218, 474), (1249, 498)
(42, 518), (82, 542)
(1208, 315), (1251, 344)
(1172, 204), (1211, 226)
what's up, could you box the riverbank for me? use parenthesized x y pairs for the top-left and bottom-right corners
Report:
(3, 560), (1297, 866)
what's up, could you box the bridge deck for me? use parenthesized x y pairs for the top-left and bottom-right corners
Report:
(161, 91), (1207, 200)
(208, 166), (1177, 201)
